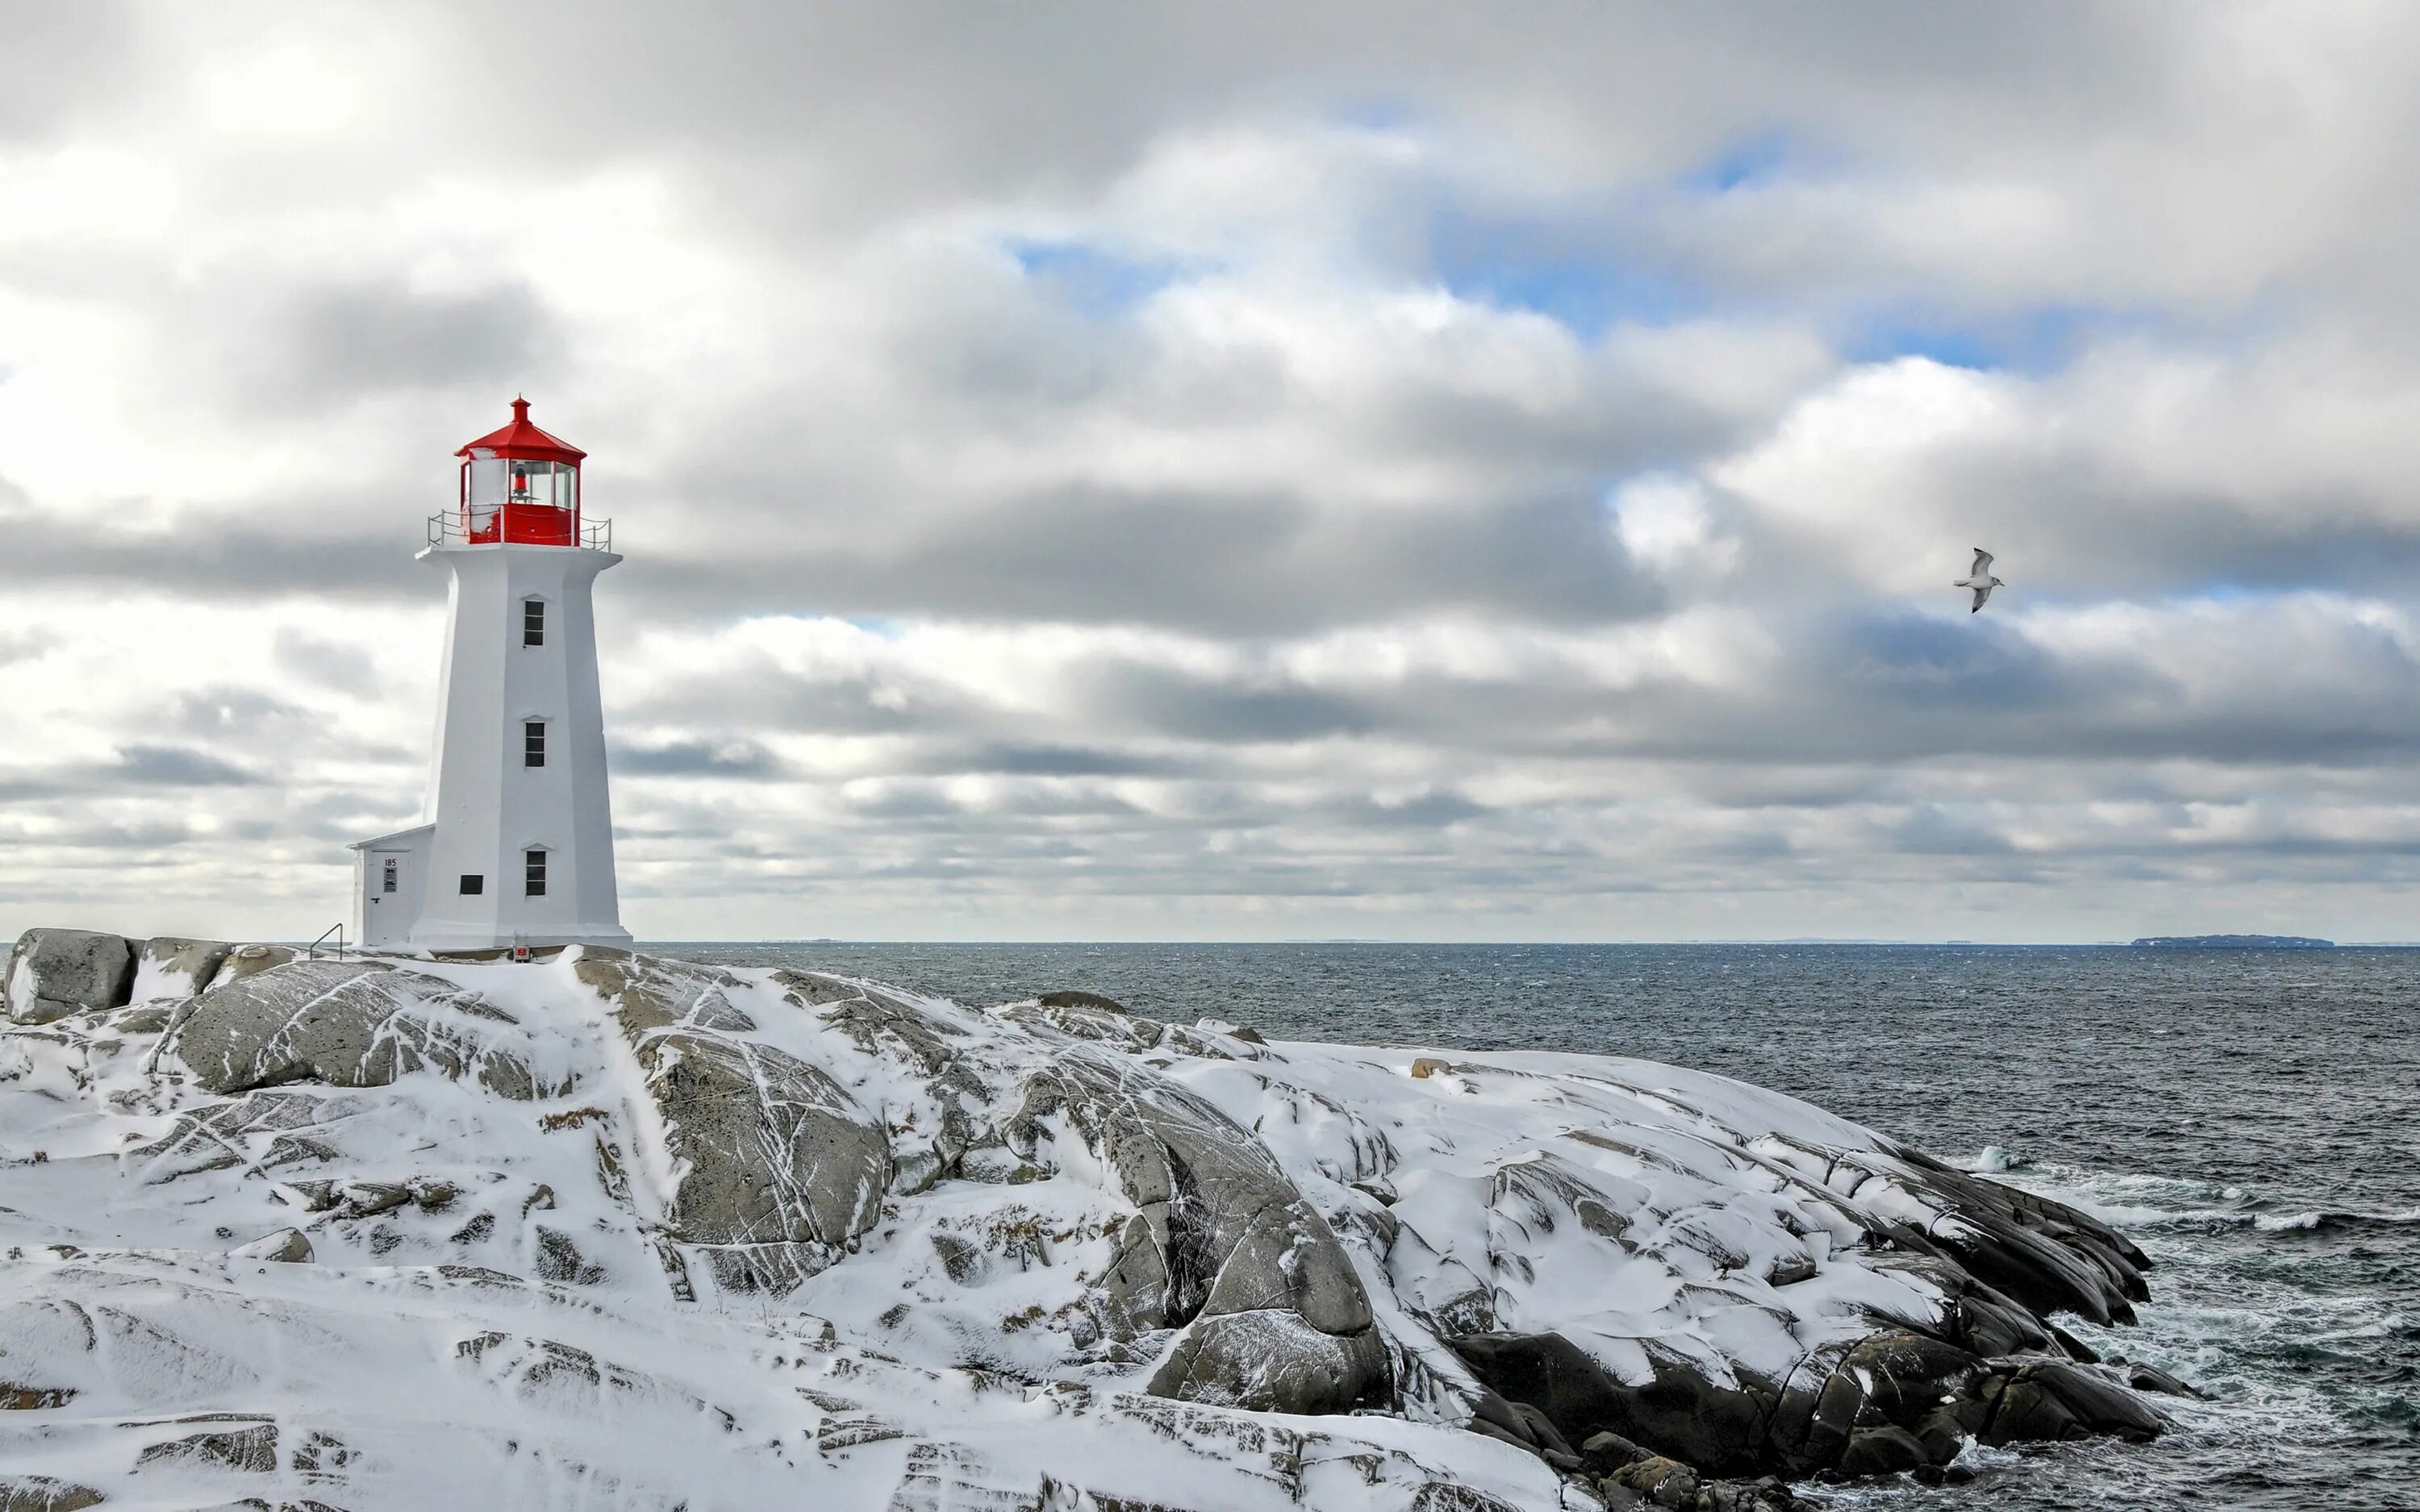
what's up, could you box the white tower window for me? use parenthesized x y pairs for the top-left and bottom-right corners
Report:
(460, 874), (484, 895)
(524, 720), (546, 768)
(524, 598), (546, 647)
(525, 848), (548, 897)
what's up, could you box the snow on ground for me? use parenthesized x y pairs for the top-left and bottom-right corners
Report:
(0, 943), (2148, 1509)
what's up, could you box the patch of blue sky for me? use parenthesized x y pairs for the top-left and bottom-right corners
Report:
(1848, 302), (2175, 376)
(1841, 608), (2067, 709)
(1426, 129), (1812, 335)
(2155, 577), (2388, 612)
(1676, 127), (1798, 194)
(1664, 131), (2205, 381)
(844, 614), (908, 639)
(1007, 239), (1192, 317)
(1428, 206), (1706, 336)
(2172, 581), (2292, 606)
(1329, 97), (1426, 133)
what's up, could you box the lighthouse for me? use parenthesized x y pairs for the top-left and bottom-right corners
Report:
(348, 400), (633, 952)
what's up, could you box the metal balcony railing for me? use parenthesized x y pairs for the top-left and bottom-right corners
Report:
(427, 506), (612, 552)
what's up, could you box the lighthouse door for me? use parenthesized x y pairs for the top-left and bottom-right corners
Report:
(363, 850), (415, 947)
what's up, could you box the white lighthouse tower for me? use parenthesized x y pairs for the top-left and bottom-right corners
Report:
(349, 399), (633, 952)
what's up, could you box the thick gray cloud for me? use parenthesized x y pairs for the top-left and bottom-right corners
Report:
(0, 744), (263, 801)
(0, 514), (405, 600)
(610, 738), (789, 779)
(6, 2), (2420, 942)
(228, 279), (562, 412)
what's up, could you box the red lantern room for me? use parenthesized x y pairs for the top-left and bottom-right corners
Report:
(438, 398), (605, 549)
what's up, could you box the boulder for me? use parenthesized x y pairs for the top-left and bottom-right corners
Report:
(1836, 1423), (1929, 1477)
(999, 995), (1166, 1052)
(169, 959), (568, 1100)
(230, 1227), (313, 1262)
(999, 1047), (1393, 1415)
(0, 1383), (73, 1411)
(136, 1420), (277, 1472)
(691, 1242), (839, 1297)
(131, 936), (235, 1002)
(1455, 1324), (2042, 1481)
(211, 943), (299, 988)
(633, 1028), (891, 1248)
(0, 1477), (104, 1512)
(1579, 1428), (1650, 1473)
(784, 973), (972, 1079)
(337, 1181), (414, 1217)
(1603, 1456), (1698, 1508)
(1450, 1331), (1771, 1478)
(1888, 1148), (2149, 1323)
(4, 928), (135, 1025)
(1145, 1307), (1389, 1415)
(1788, 1331), (1979, 1469)
(1936, 1275), (2057, 1357)
(574, 950), (757, 1033)
(1014, 1054), (1373, 1339)
(2121, 1359), (2203, 1398)
(1197, 1198), (1373, 1336)
(1981, 1359), (2165, 1446)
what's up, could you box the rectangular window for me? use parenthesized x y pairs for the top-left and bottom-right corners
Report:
(525, 848), (547, 897)
(459, 874), (484, 896)
(524, 599), (544, 647)
(381, 858), (398, 895)
(524, 720), (546, 768)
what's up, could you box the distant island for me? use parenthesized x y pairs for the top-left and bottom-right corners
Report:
(2131, 934), (2334, 949)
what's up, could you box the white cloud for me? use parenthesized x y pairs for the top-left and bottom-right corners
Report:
(1610, 474), (1738, 581)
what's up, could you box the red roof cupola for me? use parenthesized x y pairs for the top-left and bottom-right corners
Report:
(440, 397), (607, 550)
(456, 395), (587, 466)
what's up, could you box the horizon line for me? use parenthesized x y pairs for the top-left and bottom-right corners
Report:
(609, 935), (2408, 948)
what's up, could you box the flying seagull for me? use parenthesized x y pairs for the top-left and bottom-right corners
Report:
(1955, 548), (2005, 613)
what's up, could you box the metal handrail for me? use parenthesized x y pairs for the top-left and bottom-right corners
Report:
(426, 506), (612, 552)
(307, 923), (345, 960)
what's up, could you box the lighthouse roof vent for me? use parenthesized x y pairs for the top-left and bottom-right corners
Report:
(456, 397), (586, 465)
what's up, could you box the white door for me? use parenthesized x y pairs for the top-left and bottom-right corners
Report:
(363, 849), (414, 947)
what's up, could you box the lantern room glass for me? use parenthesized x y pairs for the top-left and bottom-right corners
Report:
(458, 448), (582, 545)
(462, 450), (578, 513)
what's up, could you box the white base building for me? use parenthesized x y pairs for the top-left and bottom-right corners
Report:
(351, 400), (633, 952)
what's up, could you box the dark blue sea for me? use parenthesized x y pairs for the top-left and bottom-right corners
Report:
(662, 942), (2420, 1511)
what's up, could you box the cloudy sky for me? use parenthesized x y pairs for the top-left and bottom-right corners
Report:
(5, 2), (2419, 943)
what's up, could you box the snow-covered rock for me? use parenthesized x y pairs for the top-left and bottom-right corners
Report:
(127, 935), (233, 1002)
(209, 942), (298, 989)
(3, 928), (135, 1026)
(229, 1226), (314, 1262)
(168, 959), (576, 1102)
(0, 936), (2174, 1510)
(634, 1028), (891, 1248)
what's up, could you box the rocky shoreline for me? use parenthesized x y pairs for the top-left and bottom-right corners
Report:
(2, 926), (2190, 1510)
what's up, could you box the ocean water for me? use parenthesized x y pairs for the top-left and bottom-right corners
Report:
(664, 942), (2420, 1511)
